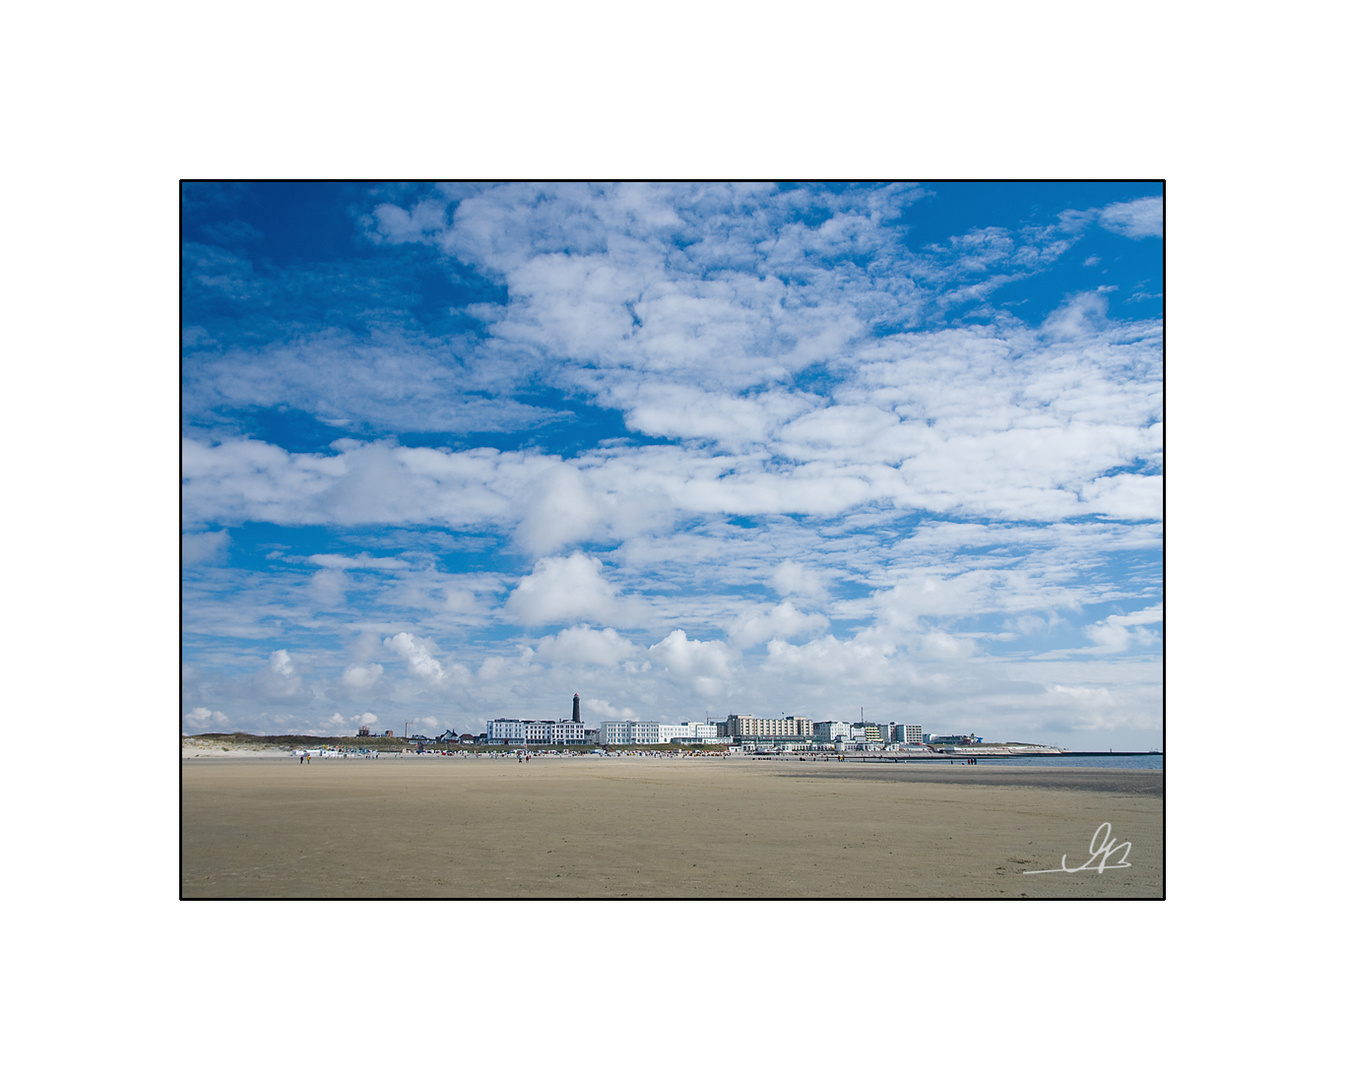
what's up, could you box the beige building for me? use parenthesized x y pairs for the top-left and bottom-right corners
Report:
(727, 714), (811, 740)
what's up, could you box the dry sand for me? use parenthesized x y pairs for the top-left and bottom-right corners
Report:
(181, 756), (1163, 898)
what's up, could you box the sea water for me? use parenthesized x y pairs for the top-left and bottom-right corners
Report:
(990, 754), (1163, 770)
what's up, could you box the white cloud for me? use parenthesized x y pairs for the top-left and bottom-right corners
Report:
(504, 552), (626, 627)
(1041, 290), (1111, 341)
(184, 706), (230, 731)
(763, 633), (901, 689)
(576, 696), (639, 721)
(1084, 621), (1134, 652)
(622, 386), (810, 450)
(383, 632), (446, 683)
(515, 463), (605, 556)
(536, 626), (636, 667)
(366, 199), (446, 244)
(772, 560), (830, 600)
(182, 530), (230, 567)
(253, 649), (302, 700)
(309, 553), (411, 570)
(729, 602), (830, 648)
(1098, 196), (1163, 239)
(341, 663), (384, 689)
(648, 630), (737, 698)
(309, 568), (347, 607)
(919, 630), (976, 660)
(1076, 472), (1163, 519)
(1083, 604), (1164, 653)
(324, 712), (381, 736)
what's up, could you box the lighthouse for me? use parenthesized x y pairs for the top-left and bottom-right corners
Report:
(572, 692), (580, 725)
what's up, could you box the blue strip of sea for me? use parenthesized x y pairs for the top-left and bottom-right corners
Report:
(988, 754), (1163, 770)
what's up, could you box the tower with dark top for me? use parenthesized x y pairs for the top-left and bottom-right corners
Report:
(573, 693), (580, 725)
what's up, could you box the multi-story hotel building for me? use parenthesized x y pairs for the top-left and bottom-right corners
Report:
(486, 718), (587, 745)
(727, 714), (811, 740)
(597, 720), (719, 745)
(813, 721), (852, 742)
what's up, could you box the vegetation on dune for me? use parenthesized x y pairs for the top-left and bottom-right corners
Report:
(185, 732), (411, 752)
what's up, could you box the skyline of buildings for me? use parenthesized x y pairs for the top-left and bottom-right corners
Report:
(470, 696), (946, 747)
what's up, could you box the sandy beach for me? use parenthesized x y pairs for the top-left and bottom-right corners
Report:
(181, 755), (1162, 898)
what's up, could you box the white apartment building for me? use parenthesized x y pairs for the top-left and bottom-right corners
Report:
(891, 724), (923, 744)
(662, 722), (718, 742)
(813, 721), (853, 742)
(597, 720), (719, 745)
(486, 718), (586, 745)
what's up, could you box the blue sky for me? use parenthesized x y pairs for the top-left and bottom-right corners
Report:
(182, 181), (1162, 749)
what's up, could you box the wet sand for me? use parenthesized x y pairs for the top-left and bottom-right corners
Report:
(181, 756), (1163, 898)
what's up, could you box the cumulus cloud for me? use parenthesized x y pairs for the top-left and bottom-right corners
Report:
(254, 649), (302, 700)
(183, 327), (557, 439)
(341, 663), (384, 689)
(1098, 196), (1163, 239)
(309, 553), (411, 570)
(648, 630), (738, 697)
(536, 626), (636, 667)
(310, 568), (348, 607)
(365, 199), (447, 244)
(184, 707), (230, 731)
(919, 630), (977, 660)
(764, 633), (899, 687)
(182, 437), (549, 533)
(182, 530), (230, 567)
(515, 463), (605, 556)
(325, 711), (381, 735)
(772, 560), (830, 600)
(1041, 290), (1111, 341)
(729, 602), (830, 648)
(504, 552), (625, 627)
(1076, 472), (1163, 519)
(383, 632), (446, 683)
(1083, 605), (1163, 653)
(621, 386), (812, 451)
